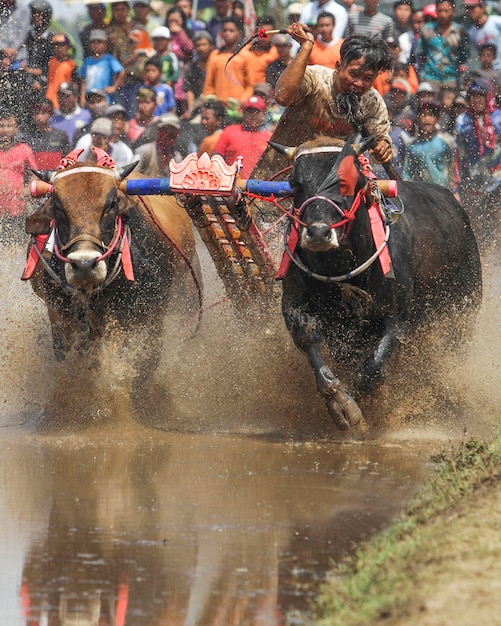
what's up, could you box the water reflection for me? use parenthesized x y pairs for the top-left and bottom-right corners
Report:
(0, 430), (425, 625)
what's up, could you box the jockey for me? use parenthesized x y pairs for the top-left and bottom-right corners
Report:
(252, 31), (394, 181)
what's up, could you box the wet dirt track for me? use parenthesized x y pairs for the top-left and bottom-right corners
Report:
(1, 237), (500, 625)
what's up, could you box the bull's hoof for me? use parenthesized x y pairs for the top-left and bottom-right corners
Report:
(327, 389), (363, 430)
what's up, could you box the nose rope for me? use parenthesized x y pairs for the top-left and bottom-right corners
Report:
(53, 216), (124, 263)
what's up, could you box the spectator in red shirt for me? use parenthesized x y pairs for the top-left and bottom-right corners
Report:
(214, 95), (272, 177)
(0, 109), (37, 240)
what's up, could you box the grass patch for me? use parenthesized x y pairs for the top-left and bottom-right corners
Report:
(314, 434), (501, 625)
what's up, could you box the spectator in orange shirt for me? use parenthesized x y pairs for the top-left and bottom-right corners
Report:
(308, 12), (343, 69)
(239, 16), (279, 85)
(203, 17), (253, 104)
(46, 33), (78, 111)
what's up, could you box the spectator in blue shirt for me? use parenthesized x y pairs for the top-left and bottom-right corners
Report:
(79, 29), (125, 107)
(142, 56), (176, 116)
(403, 100), (455, 187)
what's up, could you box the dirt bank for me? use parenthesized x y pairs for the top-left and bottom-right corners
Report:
(315, 436), (501, 626)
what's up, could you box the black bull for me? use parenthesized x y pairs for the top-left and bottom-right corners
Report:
(25, 154), (202, 417)
(275, 138), (482, 430)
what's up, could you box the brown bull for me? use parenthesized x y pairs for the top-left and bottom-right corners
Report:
(25, 148), (202, 423)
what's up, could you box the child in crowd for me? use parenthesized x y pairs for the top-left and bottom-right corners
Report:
(79, 29), (125, 106)
(0, 110), (38, 233)
(477, 43), (501, 106)
(150, 26), (180, 87)
(25, 98), (70, 168)
(403, 100), (455, 188)
(128, 86), (159, 148)
(142, 57), (176, 116)
(46, 33), (77, 111)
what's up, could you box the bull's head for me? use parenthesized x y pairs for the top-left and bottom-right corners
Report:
(270, 136), (374, 253)
(27, 148), (138, 292)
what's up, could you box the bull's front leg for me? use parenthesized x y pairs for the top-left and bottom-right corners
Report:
(355, 316), (402, 393)
(306, 343), (363, 430)
(283, 299), (362, 430)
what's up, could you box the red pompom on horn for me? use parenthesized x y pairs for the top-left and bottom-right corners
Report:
(92, 147), (116, 169)
(58, 148), (84, 170)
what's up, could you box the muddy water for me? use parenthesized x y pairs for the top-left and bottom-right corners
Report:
(1, 239), (499, 625)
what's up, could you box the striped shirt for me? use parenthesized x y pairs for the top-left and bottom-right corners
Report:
(346, 11), (394, 41)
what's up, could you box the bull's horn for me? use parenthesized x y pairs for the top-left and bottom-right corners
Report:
(31, 168), (57, 183)
(268, 141), (296, 159)
(117, 161), (140, 180)
(352, 136), (376, 155)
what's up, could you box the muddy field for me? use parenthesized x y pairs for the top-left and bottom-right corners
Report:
(1, 231), (500, 624)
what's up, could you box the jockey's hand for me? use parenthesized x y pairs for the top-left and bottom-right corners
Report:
(287, 22), (315, 46)
(371, 140), (393, 164)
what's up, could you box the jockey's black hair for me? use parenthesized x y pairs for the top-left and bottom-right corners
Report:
(339, 36), (392, 74)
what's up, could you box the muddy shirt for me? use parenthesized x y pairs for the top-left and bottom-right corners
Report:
(252, 64), (391, 180)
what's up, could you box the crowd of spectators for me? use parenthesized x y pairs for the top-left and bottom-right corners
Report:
(2, 0), (501, 223)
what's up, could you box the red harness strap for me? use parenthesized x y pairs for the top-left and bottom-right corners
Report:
(22, 233), (50, 280)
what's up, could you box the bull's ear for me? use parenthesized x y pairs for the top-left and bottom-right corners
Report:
(25, 199), (54, 235)
(31, 168), (57, 184)
(117, 161), (140, 180)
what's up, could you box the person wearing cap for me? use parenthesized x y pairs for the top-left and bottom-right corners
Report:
(182, 30), (214, 117)
(150, 26), (180, 87)
(134, 111), (185, 176)
(414, 0), (469, 94)
(74, 116), (113, 162)
(79, 29), (126, 108)
(266, 33), (293, 89)
(214, 95), (272, 177)
(415, 81), (436, 111)
(454, 77), (501, 197)
(466, 0), (501, 72)
(74, 116), (134, 167)
(106, 102), (131, 146)
(73, 88), (111, 145)
(46, 33), (77, 111)
(252, 32), (393, 181)
(203, 17), (253, 105)
(49, 82), (92, 146)
(300, 0), (348, 41)
(25, 98), (70, 168)
(308, 11), (343, 70)
(79, 3), (107, 59)
(403, 100), (455, 187)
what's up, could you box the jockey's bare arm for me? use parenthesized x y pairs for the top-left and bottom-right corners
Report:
(275, 23), (315, 107)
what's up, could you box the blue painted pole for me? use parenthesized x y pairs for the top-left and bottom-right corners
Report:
(123, 178), (293, 198)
